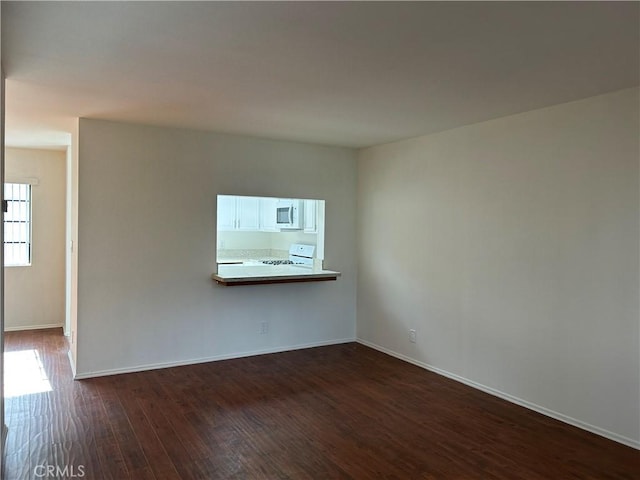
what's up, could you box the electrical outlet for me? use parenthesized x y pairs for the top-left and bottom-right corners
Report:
(260, 321), (269, 335)
(409, 329), (417, 343)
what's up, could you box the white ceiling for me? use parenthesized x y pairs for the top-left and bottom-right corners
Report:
(2, 1), (639, 149)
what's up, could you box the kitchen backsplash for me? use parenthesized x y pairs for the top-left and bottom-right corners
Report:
(217, 231), (317, 251)
(217, 249), (289, 261)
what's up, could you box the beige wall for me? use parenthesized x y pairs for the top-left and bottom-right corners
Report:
(76, 119), (357, 377)
(5, 147), (66, 331)
(357, 87), (640, 447)
(217, 231), (273, 251)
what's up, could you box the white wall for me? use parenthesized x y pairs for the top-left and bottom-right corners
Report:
(76, 119), (357, 377)
(66, 119), (79, 371)
(4, 148), (66, 331)
(217, 230), (318, 257)
(270, 230), (318, 252)
(357, 87), (640, 447)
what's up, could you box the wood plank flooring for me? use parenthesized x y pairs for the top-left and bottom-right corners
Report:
(3, 328), (639, 479)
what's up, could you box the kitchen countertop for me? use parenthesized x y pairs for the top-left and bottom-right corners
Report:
(212, 264), (341, 286)
(217, 257), (284, 265)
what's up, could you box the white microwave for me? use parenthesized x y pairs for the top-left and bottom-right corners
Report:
(276, 199), (303, 229)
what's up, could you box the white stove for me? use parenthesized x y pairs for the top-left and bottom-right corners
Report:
(262, 259), (295, 265)
(262, 244), (315, 268)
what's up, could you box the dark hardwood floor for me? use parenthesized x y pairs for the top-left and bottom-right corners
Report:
(3, 328), (638, 479)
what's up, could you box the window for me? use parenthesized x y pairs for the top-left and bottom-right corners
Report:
(4, 183), (32, 266)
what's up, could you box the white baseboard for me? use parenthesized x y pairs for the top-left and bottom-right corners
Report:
(4, 323), (63, 332)
(74, 337), (356, 380)
(67, 349), (77, 378)
(357, 338), (640, 451)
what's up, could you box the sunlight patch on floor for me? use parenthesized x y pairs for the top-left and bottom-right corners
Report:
(4, 349), (53, 398)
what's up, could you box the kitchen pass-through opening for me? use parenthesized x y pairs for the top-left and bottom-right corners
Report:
(216, 195), (325, 269)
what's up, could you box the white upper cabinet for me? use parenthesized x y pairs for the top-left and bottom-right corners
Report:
(236, 197), (260, 230)
(217, 195), (260, 231)
(218, 196), (318, 233)
(303, 199), (317, 233)
(217, 195), (237, 231)
(259, 197), (278, 232)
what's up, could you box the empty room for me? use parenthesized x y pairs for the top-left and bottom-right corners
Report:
(1, 2), (638, 479)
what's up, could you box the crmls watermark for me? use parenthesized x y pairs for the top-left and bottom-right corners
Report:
(33, 464), (86, 478)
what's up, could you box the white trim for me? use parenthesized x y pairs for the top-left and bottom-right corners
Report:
(5, 176), (39, 186)
(67, 349), (77, 378)
(357, 338), (640, 450)
(2, 424), (7, 454)
(74, 337), (356, 380)
(4, 323), (63, 332)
